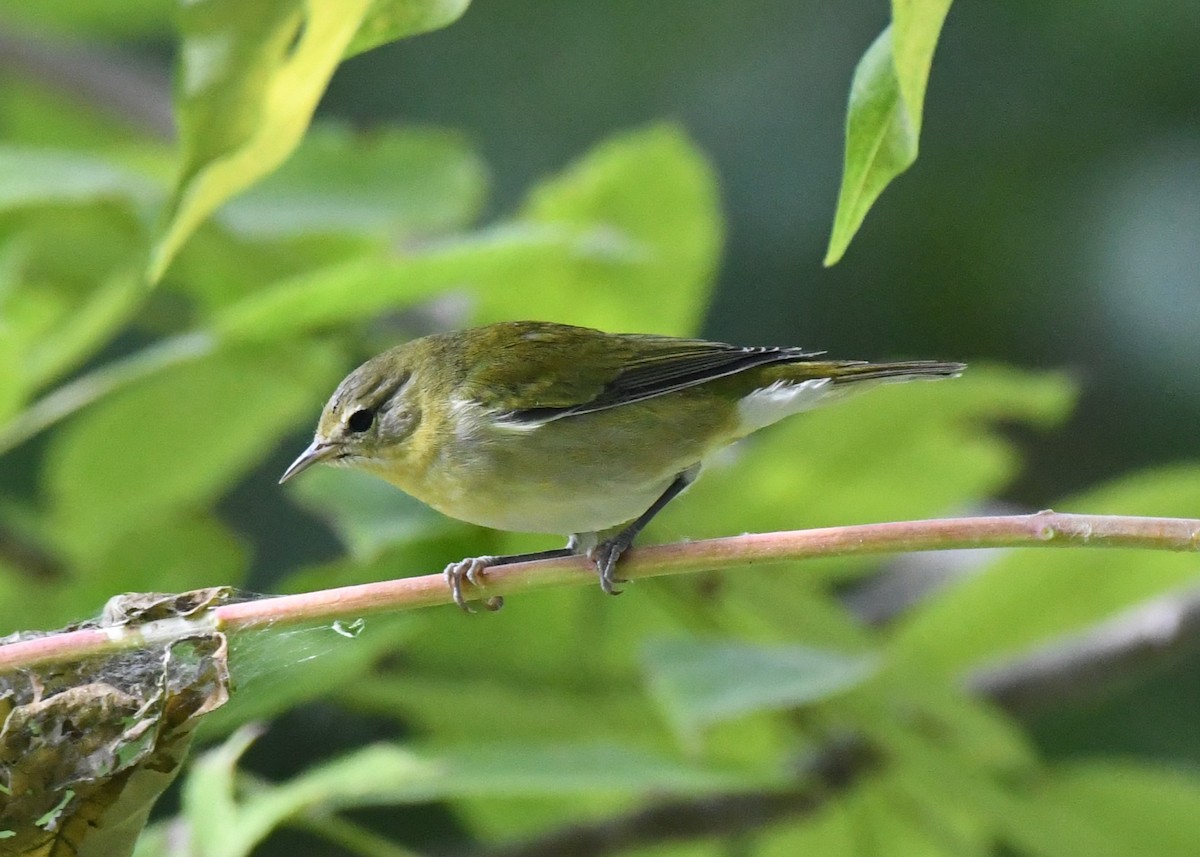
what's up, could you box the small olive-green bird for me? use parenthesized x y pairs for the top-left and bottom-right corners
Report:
(281, 321), (963, 609)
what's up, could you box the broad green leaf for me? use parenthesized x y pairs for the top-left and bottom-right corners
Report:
(151, 0), (473, 282)
(340, 669), (663, 744)
(858, 705), (1017, 840)
(644, 570), (871, 651)
(0, 200), (145, 297)
(0, 146), (153, 212)
(504, 124), (721, 334)
(913, 684), (1036, 773)
(346, 0), (472, 57)
(1003, 761), (1200, 857)
(0, 208), (150, 423)
(0, 332), (215, 457)
(891, 0), (954, 131)
(0, 348), (19, 425)
(149, 0), (374, 282)
(23, 269), (145, 392)
(275, 740), (771, 804)
(627, 843), (729, 857)
(641, 638), (877, 740)
(43, 344), (341, 555)
(756, 805), (858, 857)
(0, 76), (144, 150)
(130, 822), (171, 857)
(284, 467), (460, 559)
(82, 513), (247, 596)
(219, 125), (487, 238)
(825, 16), (947, 266)
(211, 126), (721, 343)
(890, 465), (1200, 677)
(852, 779), (985, 857)
(0, 0), (171, 37)
(184, 726), (260, 857)
(185, 732), (773, 857)
(166, 220), (383, 314)
(0, 242), (28, 423)
(210, 227), (602, 342)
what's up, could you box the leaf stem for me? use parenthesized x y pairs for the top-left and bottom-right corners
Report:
(0, 332), (215, 455)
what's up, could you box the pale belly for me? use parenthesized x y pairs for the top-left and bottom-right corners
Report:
(440, 469), (680, 535)
(382, 399), (732, 536)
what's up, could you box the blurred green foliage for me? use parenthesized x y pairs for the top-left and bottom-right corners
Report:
(0, 1), (1198, 855)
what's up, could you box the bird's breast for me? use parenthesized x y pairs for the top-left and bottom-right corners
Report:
(381, 396), (732, 535)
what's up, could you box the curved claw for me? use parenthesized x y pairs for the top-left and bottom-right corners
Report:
(589, 541), (630, 596)
(443, 555), (499, 612)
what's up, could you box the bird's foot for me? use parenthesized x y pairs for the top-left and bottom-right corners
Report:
(587, 539), (631, 595)
(443, 555), (504, 612)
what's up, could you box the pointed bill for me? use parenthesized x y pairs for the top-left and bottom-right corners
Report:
(279, 439), (338, 484)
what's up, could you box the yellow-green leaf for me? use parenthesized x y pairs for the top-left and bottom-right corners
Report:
(825, 4), (952, 266)
(149, 0), (373, 283)
(346, 0), (471, 57)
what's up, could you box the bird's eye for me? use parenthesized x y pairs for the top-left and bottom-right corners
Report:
(346, 409), (375, 433)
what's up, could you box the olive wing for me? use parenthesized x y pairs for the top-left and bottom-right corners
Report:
(489, 329), (823, 425)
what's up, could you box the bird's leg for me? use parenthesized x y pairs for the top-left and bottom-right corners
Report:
(444, 547), (576, 612)
(586, 467), (698, 595)
(448, 466), (699, 608)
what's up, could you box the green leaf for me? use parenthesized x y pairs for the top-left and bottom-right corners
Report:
(346, 0), (472, 57)
(184, 726), (261, 857)
(149, 0), (374, 282)
(218, 124), (487, 238)
(753, 802), (857, 857)
(641, 638), (877, 740)
(0, 146), (153, 212)
(340, 669), (663, 744)
(184, 734), (770, 857)
(0, 76), (152, 152)
(857, 705), (1019, 847)
(130, 822), (171, 857)
(0, 204), (148, 417)
(209, 227), (586, 342)
(151, 0), (473, 282)
(23, 270), (146, 392)
(504, 124), (721, 334)
(212, 125), (721, 343)
(825, 11), (949, 266)
(166, 221), (383, 315)
(43, 344), (341, 555)
(0, 332), (215, 457)
(1003, 762), (1200, 857)
(890, 0), (954, 129)
(890, 465), (1200, 677)
(0, 0), (171, 38)
(860, 778), (988, 857)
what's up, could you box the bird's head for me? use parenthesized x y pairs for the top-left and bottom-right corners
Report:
(280, 346), (422, 484)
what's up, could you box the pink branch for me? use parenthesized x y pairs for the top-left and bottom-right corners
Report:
(2, 512), (1198, 673)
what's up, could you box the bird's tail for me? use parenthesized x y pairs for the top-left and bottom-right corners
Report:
(822, 359), (966, 384)
(734, 358), (964, 435)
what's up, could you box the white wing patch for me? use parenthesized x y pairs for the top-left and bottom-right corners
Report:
(735, 378), (841, 434)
